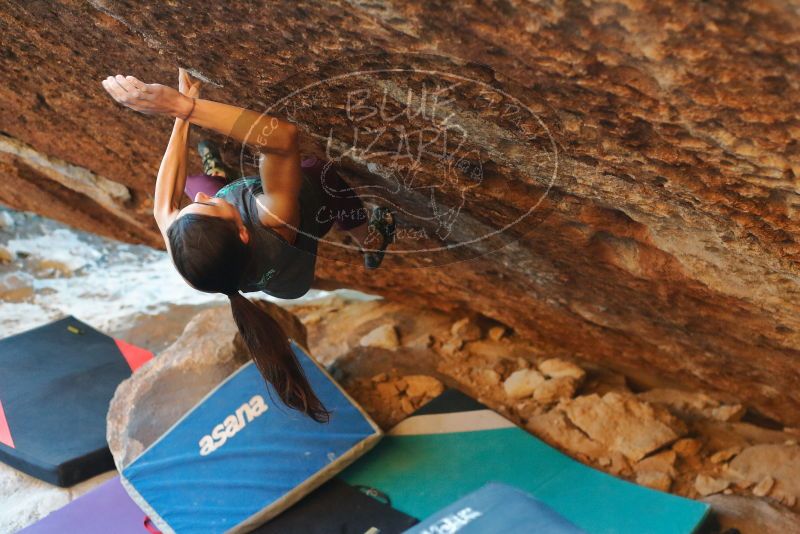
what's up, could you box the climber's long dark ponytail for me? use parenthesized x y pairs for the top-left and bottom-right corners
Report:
(167, 213), (329, 422)
(228, 291), (329, 422)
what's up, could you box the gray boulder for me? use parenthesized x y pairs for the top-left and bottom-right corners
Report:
(703, 495), (800, 534)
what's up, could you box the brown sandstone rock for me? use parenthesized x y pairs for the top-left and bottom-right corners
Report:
(450, 318), (482, 342)
(639, 388), (745, 422)
(461, 339), (538, 363)
(694, 419), (792, 455)
(695, 474), (730, 497)
(475, 368), (502, 387)
(711, 405), (747, 423)
(538, 359), (586, 383)
(635, 450), (677, 478)
(636, 471), (672, 493)
(0, 273), (34, 302)
(532, 377), (578, 404)
(439, 337), (464, 357)
(408, 334), (434, 350)
(726, 444), (800, 505)
(375, 381), (400, 402)
(400, 397), (415, 416)
(672, 438), (703, 458)
(526, 410), (606, 461)
(359, 323), (400, 351)
(562, 392), (687, 462)
(487, 326), (507, 341)
(710, 446), (742, 464)
(752, 476), (775, 498)
(503, 369), (545, 400)
(346, 372), (444, 429)
(639, 388), (718, 413)
(404, 375), (444, 401)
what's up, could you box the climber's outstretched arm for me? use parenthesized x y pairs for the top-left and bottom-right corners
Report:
(101, 74), (297, 155)
(187, 98), (302, 228)
(102, 71), (200, 239)
(152, 117), (191, 237)
(184, 98), (298, 157)
(102, 73), (302, 232)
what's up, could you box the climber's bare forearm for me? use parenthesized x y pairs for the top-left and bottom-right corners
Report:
(102, 74), (301, 221)
(153, 117), (190, 235)
(177, 98), (298, 156)
(177, 97), (303, 211)
(103, 74), (297, 156)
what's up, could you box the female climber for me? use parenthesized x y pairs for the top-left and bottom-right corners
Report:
(101, 69), (396, 422)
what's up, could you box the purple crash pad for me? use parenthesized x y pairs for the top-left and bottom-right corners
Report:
(21, 476), (150, 533)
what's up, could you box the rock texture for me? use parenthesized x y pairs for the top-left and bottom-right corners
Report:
(347, 372), (445, 428)
(562, 392), (687, 462)
(503, 368), (546, 400)
(1, 1), (799, 425)
(288, 295), (800, 526)
(726, 444), (800, 506)
(107, 299), (306, 468)
(704, 495), (800, 534)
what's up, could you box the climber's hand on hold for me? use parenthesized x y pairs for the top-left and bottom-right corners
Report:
(178, 68), (201, 99)
(101, 74), (194, 120)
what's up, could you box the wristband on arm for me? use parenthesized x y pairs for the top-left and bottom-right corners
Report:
(179, 97), (196, 121)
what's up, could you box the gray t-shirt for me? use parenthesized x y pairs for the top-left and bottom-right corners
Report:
(214, 171), (326, 299)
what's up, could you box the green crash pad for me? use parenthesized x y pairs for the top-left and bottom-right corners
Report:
(342, 389), (709, 534)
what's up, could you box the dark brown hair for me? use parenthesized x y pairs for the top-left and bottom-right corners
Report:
(167, 213), (329, 422)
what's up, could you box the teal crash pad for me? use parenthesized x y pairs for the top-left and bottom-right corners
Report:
(342, 389), (709, 534)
